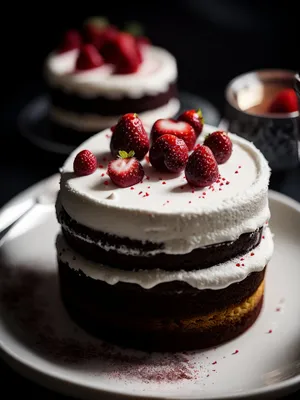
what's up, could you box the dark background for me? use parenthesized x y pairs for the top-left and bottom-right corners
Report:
(0, 1), (300, 398)
(0, 0), (298, 206)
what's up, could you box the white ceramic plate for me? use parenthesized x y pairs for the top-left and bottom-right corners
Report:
(17, 94), (220, 156)
(0, 174), (300, 400)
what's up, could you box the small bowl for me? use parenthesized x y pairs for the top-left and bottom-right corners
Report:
(295, 73), (300, 109)
(224, 69), (299, 170)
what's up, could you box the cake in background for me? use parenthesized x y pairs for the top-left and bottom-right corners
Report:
(55, 110), (273, 352)
(44, 17), (179, 145)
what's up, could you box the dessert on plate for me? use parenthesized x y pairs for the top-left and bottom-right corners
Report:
(44, 18), (179, 145)
(55, 110), (273, 352)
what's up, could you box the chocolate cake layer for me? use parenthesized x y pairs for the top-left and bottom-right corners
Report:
(64, 296), (263, 352)
(58, 206), (263, 271)
(49, 82), (177, 115)
(58, 259), (265, 317)
(58, 260), (264, 352)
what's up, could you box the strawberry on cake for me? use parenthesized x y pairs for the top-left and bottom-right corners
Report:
(55, 110), (273, 352)
(44, 18), (179, 145)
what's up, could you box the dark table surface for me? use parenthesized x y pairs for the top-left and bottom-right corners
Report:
(1, 83), (300, 400)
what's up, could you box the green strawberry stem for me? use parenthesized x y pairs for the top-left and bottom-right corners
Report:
(84, 16), (109, 29)
(197, 108), (204, 123)
(118, 150), (135, 159)
(124, 21), (144, 37)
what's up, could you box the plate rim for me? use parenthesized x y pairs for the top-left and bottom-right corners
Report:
(0, 178), (300, 400)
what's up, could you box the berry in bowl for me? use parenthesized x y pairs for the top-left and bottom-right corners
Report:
(224, 69), (299, 170)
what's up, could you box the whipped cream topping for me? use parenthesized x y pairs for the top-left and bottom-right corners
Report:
(44, 46), (177, 99)
(56, 226), (273, 290)
(58, 125), (271, 255)
(50, 99), (180, 131)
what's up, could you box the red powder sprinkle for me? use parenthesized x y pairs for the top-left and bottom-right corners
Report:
(222, 177), (226, 181)
(105, 134), (111, 139)
(226, 181), (230, 185)
(192, 190), (195, 193)
(216, 180), (220, 183)
(242, 264), (245, 266)
(162, 181), (166, 185)
(250, 252), (254, 256)
(262, 236), (265, 239)
(212, 369), (216, 372)
(212, 361), (217, 365)
(220, 183), (224, 186)
(240, 258), (244, 261)
(146, 176), (150, 180)
(206, 374), (210, 378)
(236, 263), (240, 267)
(203, 192), (206, 195)
(232, 350), (239, 355)
(235, 171), (238, 174)
(138, 191), (143, 195)
(202, 196), (205, 199)
(101, 173), (105, 177)
(276, 307), (281, 312)
(104, 181), (109, 185)
(219, 188), (222, 191)
(147, 186), (150, 189)
(98, 164), (104, 169)
(145, 155), (150, 163)
(130, 187), (134, 190)
(189, 201), (192, 204)
(238, 165), (242, 168)
(143, 192), (150, 197)
(268, 329), (273, 334)
(167, 200), (170, 203)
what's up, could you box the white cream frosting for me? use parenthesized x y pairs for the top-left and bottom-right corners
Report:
(50, 99), (180, 132)
(58, 124), (271, 255)
(44, 46), (177, 99)
(56, 226), (273, 290)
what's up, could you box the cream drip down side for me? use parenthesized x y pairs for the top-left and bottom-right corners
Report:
(56, 226), (273, 290)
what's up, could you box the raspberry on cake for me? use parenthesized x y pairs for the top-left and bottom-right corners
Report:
(55, 114), (273, 352)
(44, 18), (179, 145)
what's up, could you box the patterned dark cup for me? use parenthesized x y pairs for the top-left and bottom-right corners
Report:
(224, 69), (299, 170)
(295, 73), (300, 111)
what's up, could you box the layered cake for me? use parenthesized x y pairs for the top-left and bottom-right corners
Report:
(55, 111), (273, 352)
(44, 18), (179, 145)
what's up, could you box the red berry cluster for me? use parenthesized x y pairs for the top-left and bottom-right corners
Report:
(57, 17), (150, 74)
(73, 110), (233, 190)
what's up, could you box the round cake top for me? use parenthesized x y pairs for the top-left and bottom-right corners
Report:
(58, 124), (271, 254)
(44, 46), (177, 99)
